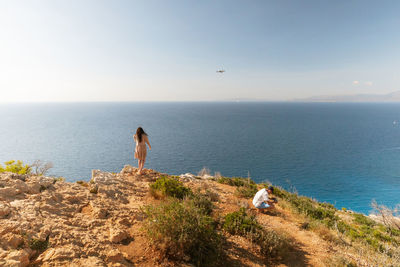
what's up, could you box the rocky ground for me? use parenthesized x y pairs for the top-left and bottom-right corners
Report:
(0, 166), (369, 266)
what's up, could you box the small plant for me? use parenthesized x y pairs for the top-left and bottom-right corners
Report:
(223, 208), (260, 235)
(223, 208), (289, 259)
(29, 238), (49, 252)
(217, 177), (255, 187)
(0, 160), (31, 175)
(149, 176), (192, 199)
(352, 213), (376, 227)
(89, 184), (98, 194)
(30, 160), (53, 176)
(189, 192), (215, 215)
(53, 177), (65, 184)
(76, 180), (89, 187)
(203, 189), (219, 202)
(143, 198), (222, 266)
(197, 167), (211, 177)
(234, 183), (258, 198)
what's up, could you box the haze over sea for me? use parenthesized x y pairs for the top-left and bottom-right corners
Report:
(1, 102), (400, 214)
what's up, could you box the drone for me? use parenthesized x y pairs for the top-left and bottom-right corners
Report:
(216, 69), (225, 73)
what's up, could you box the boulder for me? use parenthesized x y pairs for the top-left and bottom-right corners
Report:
(5, 234), (24, 249)
(0, 202), (11, 218)
(106, 249), (124, 263)
(78, 256), (106, 266)
(92, 170), (117, 185)
(0, 187), (20, 197)
(93, 207), (108, 219)
(109, 228), (129, 243)
(120, 165), (136, 175)
(5, 249), (30, 267)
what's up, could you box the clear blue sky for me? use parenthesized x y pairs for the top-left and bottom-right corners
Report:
(1, 0), (399, 101)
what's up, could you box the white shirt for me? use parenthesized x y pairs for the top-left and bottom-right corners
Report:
(252, 188), (269, 208)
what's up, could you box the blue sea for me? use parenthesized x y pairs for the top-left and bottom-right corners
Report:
(1, 102), (400, 214)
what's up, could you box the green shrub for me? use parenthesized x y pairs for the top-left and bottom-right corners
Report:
(271, 186), (291, 199)
(143, 199), (222, 266)
(203, 189), (219, 202)
(76, 180), (89, 187)
(189, 192), (215, 216)
(0, 160), (31, 175)
(250, 227), (289, 259)
(336, 220), (351, 234)
(217, 177), (255, 187)
(352, 213), (375, 227)
(223, 208), (289, 259)
(149, 176), (192, 199)
(234, 183), (259, 198)
(223, 208), (260, 235)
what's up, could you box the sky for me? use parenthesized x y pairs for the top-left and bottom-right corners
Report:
(0, 0), (399, 102)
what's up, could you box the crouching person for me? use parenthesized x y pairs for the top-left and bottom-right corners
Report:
(252, 186), (277, 213)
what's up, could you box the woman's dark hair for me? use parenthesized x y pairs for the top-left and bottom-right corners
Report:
(136, 127), (147, 142)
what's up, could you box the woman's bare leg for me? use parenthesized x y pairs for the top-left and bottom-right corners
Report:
(142, 159), (146, 173)
(138, 160), (142, 174)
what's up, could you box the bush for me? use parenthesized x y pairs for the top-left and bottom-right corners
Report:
(29, 238), (48, 251)
(352, 213), (375, 227)
(189, 192), (215, 216)
(149, 176), (192, 199)
(0, 160), (31, 175)
(143, 199), (222, 266)
(30, 160), (53, 176)
(223, 208), (289, 259)
(217, 177), (255, 187)
(235, 183), (258, 198)
(223, 208), (260, 235)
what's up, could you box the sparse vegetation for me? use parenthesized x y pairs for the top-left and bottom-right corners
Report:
(143, 198), (223, 266)
(217, 176), (255, 187)
(197, 167), (211, 177)
(217, 176), (258, 198)
(0, 160), (31, 175)
(149, 176), (192, 199)
(29, 238), (49, 252)
(53, 177), (65, 184)
(76, 180), (89, 187)
(189, 191), (215, 216)
(273, 185), (400, 261)
(234, 183), (258, 198)
(30, 160), (53, 176)
(223, 208), (289, 259)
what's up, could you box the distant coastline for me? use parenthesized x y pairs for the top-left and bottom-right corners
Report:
(292, 90), (400, 103)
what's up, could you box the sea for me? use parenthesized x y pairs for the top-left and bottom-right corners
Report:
(1, 102), (400, 214)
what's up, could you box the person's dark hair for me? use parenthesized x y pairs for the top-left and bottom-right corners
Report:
(136, 127), (147, 142)
(268, 186), (274, 193)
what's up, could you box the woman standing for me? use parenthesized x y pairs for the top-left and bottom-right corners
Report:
(133, 127), (151, 175)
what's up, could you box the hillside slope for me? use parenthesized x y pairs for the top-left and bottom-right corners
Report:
(0, 167), (398, 266)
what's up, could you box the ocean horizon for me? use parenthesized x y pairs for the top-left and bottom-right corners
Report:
(1, 102), (400, 214)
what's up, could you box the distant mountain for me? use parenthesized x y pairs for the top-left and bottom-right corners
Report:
(293, 91), (400, 102)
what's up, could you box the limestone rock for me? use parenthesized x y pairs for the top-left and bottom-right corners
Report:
(109, 228), (129, 243)
(106, 249), (125, 263)
(0, 187), (20, 197)
(77, 256), (106, 266)
(120, 165), (136, 175)
(5, 249), (30, 267)
(92, 170), (117, 185)
(93, 206), (108, 219)
(4, 234), (24, 249)
(0, 202), (11, 218)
